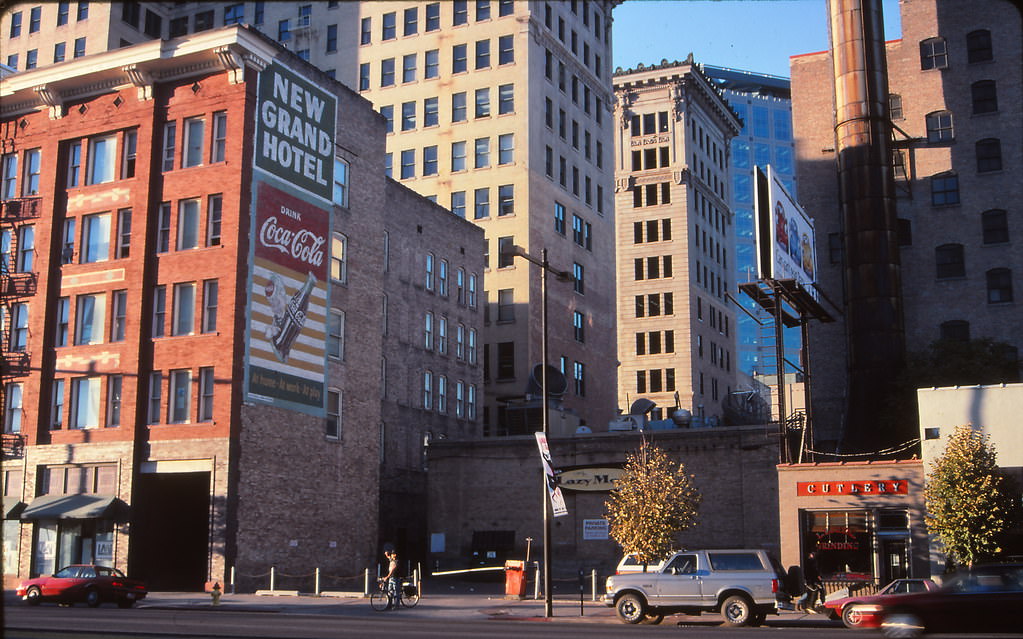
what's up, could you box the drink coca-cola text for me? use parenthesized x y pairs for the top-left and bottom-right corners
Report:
(259, 214), (325, 268)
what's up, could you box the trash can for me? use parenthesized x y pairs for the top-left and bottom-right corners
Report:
(504, 560), (526, 598)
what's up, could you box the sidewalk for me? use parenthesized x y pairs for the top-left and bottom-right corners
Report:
(4, 587), (838, 628)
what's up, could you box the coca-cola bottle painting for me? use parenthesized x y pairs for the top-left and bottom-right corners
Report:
(263, 272), (317, 363)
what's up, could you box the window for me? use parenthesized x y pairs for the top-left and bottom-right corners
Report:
(1, 153), (17, 198)
(152, 285), (166, 337)
(199, 368), (215, 422)
(58, 2), (69, 26)
(177, 198), (199, 250)
(499, 0), (514, 16)
(21, 148), (40, 196)
(381, 58), (395, 87)
(926, 111), (953, 143)
(360, 17), (371, 44)
(976, 138), (1002, 173)
(87, 135), (117, 184)
(986, 268), (1013, 303)
(449, 44), (469, 75)
(935, 244), (965, 279)
(111, 290), (127, 342)
(421, 98), (439, 128)
(422, 371), (433, 409)
(475, 39), (490, 69)
(498, 84), (514, 114)
(497, 236), (515, 268)
(475, 88), (490, 118)
(201, 195), (221, 248)
(25, 49), (37, 70)
(331, 232), (347, 283)
(423, 145), (438, 176)
(920, 37), (948, 70)
(7, 303), (28, 352)
(450, 190), (466, 218)
(278, 19), (290, 41)
(966, 29), (992, 63)
(202, 280), (218, 333)
(167, 369), (190, 423)
(474, 137), (490, 168)
(381, 10), (396, 39)
(971, 80), (998, 114)
(51, 379), (65, 429)
(497, 342), (515, 379)
(452, 92), (467, 122)
(425, 253), (435, 291)
(477, 0), (491, 21)
(573, 215), (585, 245)
(15, 225), (34, 273)
(75, 294), (105, 345)
(439, 260), (449, 296)
(328, 309), (344, 359)
(162, 122), (176, 171)
(573, 311), (585, 342)
(473, 187), (490, 219)
(403, 6), (418, 35)
(931, 173), (960, 206)
(316, 387), (339, 439)
(77, 3), (89, 21)
(81, 212), (110, 263)
(52, 41), (66, 64)
(194, 10), (214, 31)
(454, 0), (469, 25)
(169, 16), (188, 36)
(119, 130), (138, 179)
(889, 93), (903, 120)
(359, 64), (370, 91)
(209, 112), (228, 163)
(498, 134), (514, 165)
(498, 35), (514, 64)
(401, 101), (416, 131)
(982, 209), (1009, 245)
(573, 263), (584, 293)
(573, 361), (585, 396)
(438, 316), (449, 354)
(224, 3), (244, 25)
(4, 383), (23, 433)
(498, 184), (514, 216)
(402, 53), (416, 83)
(468, 328), (478, 364)
(173, 282), (195, 335)
(450, 140), (467, 171)
(468, 274), (478, 308)
(424, 49), (439, 79)
(332, 158), (349, 208)
(9, 11), (22, 37)
(940, 320), (970, 342)
(70, 377), (101, 429)
(156, 203), (171, 252)
(55, 297), (70, 347)
(426, 3), (440, 30)
(147, 372), (162, 424)
(554, 202), (566, 234)
(496, 288), (515, 322)
(144, 9), (161, 37)
(122, 2), (141, 28)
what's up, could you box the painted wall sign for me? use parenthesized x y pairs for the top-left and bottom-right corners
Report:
(255, 61), (336, 202)
(557, 467), (624, 491)
(796, 480), (909, 497)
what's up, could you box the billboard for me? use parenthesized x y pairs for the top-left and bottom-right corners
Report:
(753, 165), (817, 293)
(255, 61), (336, 202)
(246, 59), (337, 417)
(246, 181), (329, 413)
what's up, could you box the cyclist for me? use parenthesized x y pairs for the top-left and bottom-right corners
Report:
(379, 549), (400, 609)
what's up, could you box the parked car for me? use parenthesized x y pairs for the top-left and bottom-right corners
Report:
(822, 578), (938, 628)
(849, 563), (1023, 638)
(604, 548), (790, 626)
(615, 553), (666, 574)
(18, 564), (147, 608)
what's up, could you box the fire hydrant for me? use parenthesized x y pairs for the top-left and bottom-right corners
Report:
(210, 582), (222, 606)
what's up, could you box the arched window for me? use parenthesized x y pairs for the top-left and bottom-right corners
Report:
(888, 93), (904, 120)
(981, 209), (1008, 244)
(919, 37), (948, 70)
(971, 80), (998, 114)
(931, 173), (959, 206)
(935, 243), (965, 279)
(976, 138), (1002, 173)
(926, 111), (954, 142)
(966, 29), (993, 63)
(986, 268), (1013, 304)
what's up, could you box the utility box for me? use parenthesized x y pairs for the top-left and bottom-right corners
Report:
(504, 560), (526, 598)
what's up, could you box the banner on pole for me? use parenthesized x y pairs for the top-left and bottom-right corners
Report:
(535, 432), (568, 517)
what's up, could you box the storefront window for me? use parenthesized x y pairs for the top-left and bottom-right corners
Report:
(34, 523), (57, 577)
(804, 510), (873, 579)
(3, 520), (20, 575)
(31, 519), (113, 576)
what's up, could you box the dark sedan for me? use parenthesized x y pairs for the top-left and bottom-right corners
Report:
(850, 563), (1023, 638)
(17, 564), (147, 608)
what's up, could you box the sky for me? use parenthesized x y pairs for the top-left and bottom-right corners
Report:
(612, 0), (902, 79)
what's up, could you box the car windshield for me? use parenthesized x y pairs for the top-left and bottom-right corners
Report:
(946, 567), (1023, 593)
(53, 566), (82, 578)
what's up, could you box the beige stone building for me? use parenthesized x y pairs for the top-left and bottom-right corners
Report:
(612, 60), (741, 424)
(791, 0), (1022, 447)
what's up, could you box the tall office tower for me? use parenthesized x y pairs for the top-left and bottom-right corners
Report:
(792, 0), (1021, 450)
(702, 66), (801, 385)
(352, 0), (621, 435)
(613, 60), (742, 425)
(0, 26), (483, 590)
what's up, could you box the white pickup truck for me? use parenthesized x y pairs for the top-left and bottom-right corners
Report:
(603, 549), (789, 626)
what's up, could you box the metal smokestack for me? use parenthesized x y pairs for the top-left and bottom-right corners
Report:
(827, 0), (906, 452)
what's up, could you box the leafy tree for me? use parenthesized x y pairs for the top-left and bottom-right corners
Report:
(925, 425), (1015, 567)
(605, 441), (701, 570)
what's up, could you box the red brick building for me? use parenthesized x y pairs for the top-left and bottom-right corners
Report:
(2, 26), (483, 591)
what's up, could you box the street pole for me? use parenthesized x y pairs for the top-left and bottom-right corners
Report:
(540, 248), (552, 618)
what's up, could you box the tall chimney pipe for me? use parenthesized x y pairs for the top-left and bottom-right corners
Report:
(827, 0), (907, 452)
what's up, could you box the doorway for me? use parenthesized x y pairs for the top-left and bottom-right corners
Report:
(881, 537), (909, 582)
(130, 472), (210, 591)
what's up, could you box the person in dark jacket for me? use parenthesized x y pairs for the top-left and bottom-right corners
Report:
(803, 551), (823, 612)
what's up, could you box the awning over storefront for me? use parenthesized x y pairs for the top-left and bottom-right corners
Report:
(20, 494), (128, 521)
(3, 497), (26, 519)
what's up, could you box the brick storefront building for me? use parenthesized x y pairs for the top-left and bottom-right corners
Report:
(2, 26), (483, 591)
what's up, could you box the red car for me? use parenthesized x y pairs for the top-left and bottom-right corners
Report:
(849, 563), (1023, 638)
(823, 578), (938, 628)
(18, 564), (147, 608)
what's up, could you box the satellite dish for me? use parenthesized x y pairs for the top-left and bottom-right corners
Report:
(524, 364), (568, 398)
(629, 398), (656, 416)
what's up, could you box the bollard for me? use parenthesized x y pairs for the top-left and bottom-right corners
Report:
(270, 566), (276, 593)
(364, 568), (370, 596)
(592, 569), (598, 602)
(210, 582), (222, 606)
(315, 567), (320, 596)
(533, 561), (541, 601)
(578, 570), (585, 616)
(230, 567), (236, 595)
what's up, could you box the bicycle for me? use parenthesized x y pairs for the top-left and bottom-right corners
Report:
(370, 578), (420, 610)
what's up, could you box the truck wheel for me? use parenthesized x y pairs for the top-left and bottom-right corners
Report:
(721, 595), (753, 627)
(615, 593), (647, 624)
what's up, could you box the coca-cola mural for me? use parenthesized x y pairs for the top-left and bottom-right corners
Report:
(246, 180), (329, 414)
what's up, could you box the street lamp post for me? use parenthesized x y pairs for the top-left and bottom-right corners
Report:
(505, 245), (572, 618)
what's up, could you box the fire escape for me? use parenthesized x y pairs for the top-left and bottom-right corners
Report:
(2, 196), (40, 460)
